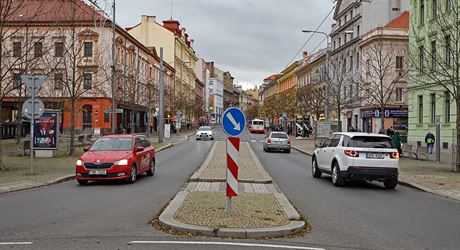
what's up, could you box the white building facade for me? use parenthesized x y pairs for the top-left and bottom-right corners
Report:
(208, 78), (224, 124)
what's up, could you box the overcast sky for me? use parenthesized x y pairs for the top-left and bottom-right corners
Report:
(114, 0), (335, 89)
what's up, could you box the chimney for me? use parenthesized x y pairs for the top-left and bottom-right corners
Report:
(163, 19), (180, 33)
(303, 51), (309, 59)
(142, 15), (156, 23)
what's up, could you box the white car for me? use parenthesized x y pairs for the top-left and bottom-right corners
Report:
(263, 132), (291, 153)
(311, 132), (399, 189)
(196, 126), (214, 140)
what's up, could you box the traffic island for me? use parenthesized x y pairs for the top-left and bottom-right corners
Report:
(155, 139), (309, 238)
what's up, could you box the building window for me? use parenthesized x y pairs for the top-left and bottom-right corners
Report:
(13, 42), (21, 57)
(54, 73), (63, 89)
(445, 91), (451, 122)
(349, 55), (353, 70)
(339, 38), (342, 46)
(104, 113), (110, 123)
(13, 73), (22, 88)
(34, 41), (43, 57)
(432, 0), (438, 18)
(430, 93), (436, 123)
(396, 56), (403, 70)
(350, 9), (353, 18)
(396, 87), (403, 102)
(83, 73), (92, 90)
(446, 0), (452, 11)
(334, 41), (336, 49)
(55, 42), (64, 57)
(419, 46), (425, 72)
(420, 0), (425, 25)
(445, 35), (451, 67)
(356, 52), (360, 69)
(431, 40), (436, 71)
(83, 42), (93, 57)
(356, 25), (360, 36)
(418, 95), (424, 124)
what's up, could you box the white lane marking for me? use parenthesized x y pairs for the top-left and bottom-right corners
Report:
(250, 139), (256, 143)
(128, 241), (326, 250)
(0, 242), (32, 245)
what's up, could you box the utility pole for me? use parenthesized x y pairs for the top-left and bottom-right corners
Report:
(158, 48), (165, 143)
(111, 0), (117, 134)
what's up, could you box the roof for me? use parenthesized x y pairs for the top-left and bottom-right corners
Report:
(264, 74), (278, 81)
(4, 0), (106, 23)
(333, 132), (391, 138)
(384, 11), (409, 29)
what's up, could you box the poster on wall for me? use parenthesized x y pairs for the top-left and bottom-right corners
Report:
(164, 124), (171, 138)
(33, 111), (59, 149)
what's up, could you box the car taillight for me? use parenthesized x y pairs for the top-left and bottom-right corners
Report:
(287, 139), (291, 145)
(267, 138), (271, 144)
(344, 150), (359, 157)
(390, 152), (400, 159)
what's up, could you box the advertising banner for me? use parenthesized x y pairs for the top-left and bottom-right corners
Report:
(33, 111), (59, 149)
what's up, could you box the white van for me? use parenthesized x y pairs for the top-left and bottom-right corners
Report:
(250, 119), (265, 133)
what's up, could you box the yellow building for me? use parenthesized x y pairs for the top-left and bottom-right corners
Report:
(277, 61), (300, 120)
(127, 16), (198, 124)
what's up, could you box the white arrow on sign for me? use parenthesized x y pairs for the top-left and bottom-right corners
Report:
(226, 112), (241, 131)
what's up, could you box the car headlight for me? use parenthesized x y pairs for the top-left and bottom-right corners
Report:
(76, 160), (83, 166)
(114, 159), (128, 165)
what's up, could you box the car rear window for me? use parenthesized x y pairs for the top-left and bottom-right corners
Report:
(271, 133), (288, 139)
(347, 136), (392, 148)
(198, 126), (211, 131)
(91, 138), (133, 151)
(252, 121), (264, 125)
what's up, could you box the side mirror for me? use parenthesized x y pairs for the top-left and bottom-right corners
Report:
(83, 147), (90, 152)
(135, 146), (145, 152)
(315, 141), (323, 148)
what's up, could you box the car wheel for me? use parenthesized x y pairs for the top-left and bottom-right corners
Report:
(312, 157), (322, 178)
(146, 159), (155, 176)
(127, 164), (137, 184)
(77, 179), (88, 185)
(286, 149), (291, 154)
(331, 162), (345, 186)
(263, 146), (266, 152)
(383, 179), (397, 189)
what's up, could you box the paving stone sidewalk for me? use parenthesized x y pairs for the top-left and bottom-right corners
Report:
(158, 142), (305, 238)
(291, 138), (460, 201)
(190, 141), (272, 183)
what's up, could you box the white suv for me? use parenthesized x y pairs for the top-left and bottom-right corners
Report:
(312, 132), (400, 189)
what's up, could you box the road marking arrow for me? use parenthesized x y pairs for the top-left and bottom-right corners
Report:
(226, 112), (241, 131)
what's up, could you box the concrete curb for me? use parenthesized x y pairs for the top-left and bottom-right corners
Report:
(398, 180), (460, 201)
(247, 142), (273, 183)
(158, 190), (305, 238)
(292, 144), (460, 202)
(156, 143), (173, 152)
(0, 175), (75, 195)
(291, 145), (313, 156)
(190, 142), (217, 182)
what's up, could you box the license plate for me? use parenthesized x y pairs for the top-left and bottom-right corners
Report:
(89, 170), (106, 175)
(367, 153), (384, 159)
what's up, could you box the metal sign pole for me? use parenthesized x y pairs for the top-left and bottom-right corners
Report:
(227, 196), (232, 217)
(29, 78), (35, 175)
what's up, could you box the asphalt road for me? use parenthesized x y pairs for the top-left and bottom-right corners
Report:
(247, 131), (460, 250)
(1, 127), (459, 250)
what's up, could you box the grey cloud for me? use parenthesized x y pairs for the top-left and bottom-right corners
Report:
(116, 0), (334, 88)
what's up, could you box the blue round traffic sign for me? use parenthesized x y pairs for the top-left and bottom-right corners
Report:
(222, 107), (246, 137)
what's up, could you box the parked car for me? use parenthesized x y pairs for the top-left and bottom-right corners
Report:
(263, 132), (291, 153)
(75, 134), (155, 185)
(196, 126), (214, 140)
(311, 132), (399, 189)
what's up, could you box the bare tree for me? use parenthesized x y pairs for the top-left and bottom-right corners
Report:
(0, 0), (50, 169)
(358, 36), (408, 132)
(297, 83), (325, 120)
(408, 0), (460, 172)
(327, 59), (354, 131)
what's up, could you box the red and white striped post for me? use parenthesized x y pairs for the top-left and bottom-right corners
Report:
(226, 137), (240, 217)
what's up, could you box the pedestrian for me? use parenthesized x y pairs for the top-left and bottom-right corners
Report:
(425, 131), (435, 154)
(391, 131), (402, 155)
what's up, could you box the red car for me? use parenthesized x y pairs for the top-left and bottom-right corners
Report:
(75, 134), (155, 185)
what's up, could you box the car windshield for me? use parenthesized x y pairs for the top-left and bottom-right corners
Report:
(198, 126), (211, 131)
(90, 138), (133, 151)
(271, 133), (288, 139)
(348, 136), (392, 148)
(253, 121), (264, 125)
